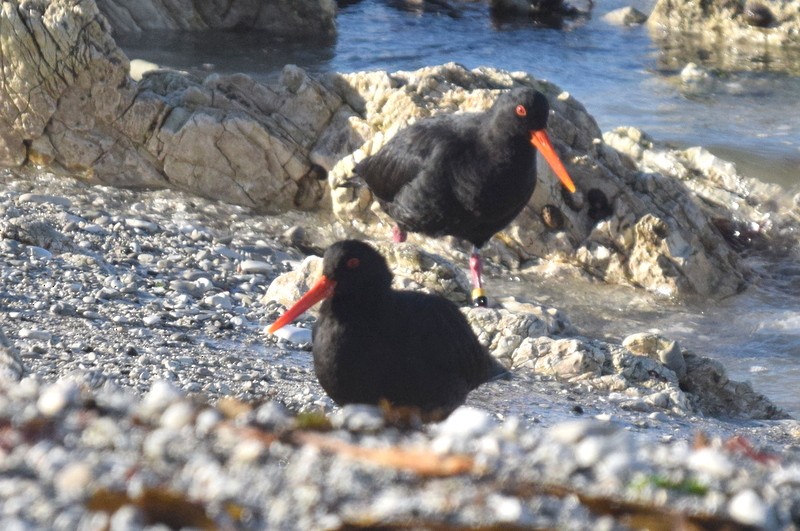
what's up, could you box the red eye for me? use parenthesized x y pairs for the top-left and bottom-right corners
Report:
(346, 257), (360, 269)
(515, 105), (527, 117)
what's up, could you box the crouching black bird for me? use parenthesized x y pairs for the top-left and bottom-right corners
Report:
(268, 240), (509, 418)
(354, 87), (576, 307)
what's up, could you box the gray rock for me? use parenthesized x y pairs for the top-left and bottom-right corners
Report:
(622, 332), (687, 380)
(95, 0), (337, 40)
(647, 0), (800, 73)
(602, 6), (648, 26)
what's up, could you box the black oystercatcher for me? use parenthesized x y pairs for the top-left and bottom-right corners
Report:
(354, 87), (576, 306)
(268, 240), (508, 417)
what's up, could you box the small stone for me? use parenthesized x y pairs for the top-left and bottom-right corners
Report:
(602, 6), (648, 26)
(54, 461), (93, 500)
(125, 218), (159, 232)
(331, 404), (385, 432)
(728, 489), (772, 528)
(254, 401), (293, 430)
(204, 293), (233, 310)
(18, 193), (72, 208)
(488, 493), (524, 522)
(139, 381), (184, 420)
(28, 246), (52, 259)
(160, 401), (195, 430)
(19, 328), (52, 342)
(549, 419), (621, 444)
(688, 447), (734, 478)
(142, 314), (163, 327)
(195, 408), (223, 437)
(239, 259), (273, 274)
(37, 380), (79, 416)
(436, 406), (494, 439)
(270, 325), (312, 344)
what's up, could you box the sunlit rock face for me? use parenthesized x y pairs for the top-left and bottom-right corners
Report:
(95, 0), (337, 39)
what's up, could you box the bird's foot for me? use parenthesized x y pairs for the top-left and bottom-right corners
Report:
(471, 288), (488, 308)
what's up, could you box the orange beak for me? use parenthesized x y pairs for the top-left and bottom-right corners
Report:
(530, 130), (576, 193)
(267, 275), (336, 334)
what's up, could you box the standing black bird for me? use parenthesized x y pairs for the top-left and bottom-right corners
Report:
(354, 87), (576, 306)
(268, 240), (508, 417)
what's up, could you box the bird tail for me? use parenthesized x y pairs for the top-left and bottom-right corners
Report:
(486, 356), (512, 381)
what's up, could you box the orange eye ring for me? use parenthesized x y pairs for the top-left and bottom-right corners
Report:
(515, 105), (527, 117)
(346, 257), (360, 269)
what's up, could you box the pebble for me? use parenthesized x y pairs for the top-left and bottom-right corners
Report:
(436, 406), (495, 439)
(18, 328), (53, 342)
(270, 325), (312, 344)
(687, 447), (735, 479)
(0, 172), (797, 530)
(17, 193), (72, 208)
(159, 401), (195, 430)
(124, 218), (159, 232)
(239, 259), (272, 274)
(728, 489), (772, 527)
(330, 404), (385, 432)
(37, 380), (79, 416)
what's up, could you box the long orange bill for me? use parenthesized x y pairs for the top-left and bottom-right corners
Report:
(267, 275), (337, 334)
(530, 130), (577, 193)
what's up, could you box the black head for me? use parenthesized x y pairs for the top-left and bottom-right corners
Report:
(268, 240), (394, 333)
(322, 240), (393, 297)
(487, 87), (577, 194)
(492, 87), (551, 133)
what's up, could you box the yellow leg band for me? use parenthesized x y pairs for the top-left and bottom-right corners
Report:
(471, 288), (486, 300)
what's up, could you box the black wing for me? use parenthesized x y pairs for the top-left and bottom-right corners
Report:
(355, 116), (465, 202)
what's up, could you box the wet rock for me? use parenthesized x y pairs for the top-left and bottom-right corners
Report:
(681, 351), (789, 419)
(513, 337), (606, 379)
(603, 6), (648, 26)
(680, 63), (715, 94)
(647, 0), (800, 73)
(489, 0), (583, 23)
(586, 188), (613, 221)
(95, 0), (337, 39)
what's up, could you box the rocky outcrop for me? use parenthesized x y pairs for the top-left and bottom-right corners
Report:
(0, 0), (337, 213)
(489, 0), (585, 24)
(647, 0), (800, 72)
(1, 0), (793, 297)
(94, 0), (337, 39)
(326, 64), (770, 298)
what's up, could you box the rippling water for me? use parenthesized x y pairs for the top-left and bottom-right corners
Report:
(116, 0), (800, 415)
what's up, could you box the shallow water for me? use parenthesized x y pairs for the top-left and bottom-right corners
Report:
(115, 0), (800, 416)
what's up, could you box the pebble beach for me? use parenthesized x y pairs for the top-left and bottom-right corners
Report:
(2, 169), (800, 530)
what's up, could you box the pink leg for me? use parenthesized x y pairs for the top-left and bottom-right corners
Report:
(469, 247), (488, 307)
(392, 225), (407, 243)
(469, 249), (483, 289)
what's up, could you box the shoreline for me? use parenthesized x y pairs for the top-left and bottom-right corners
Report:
(2, 166), (799, 527)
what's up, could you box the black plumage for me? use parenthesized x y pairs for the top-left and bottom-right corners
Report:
(354, 87), (576, 305)
(269, 240), (508, 416)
